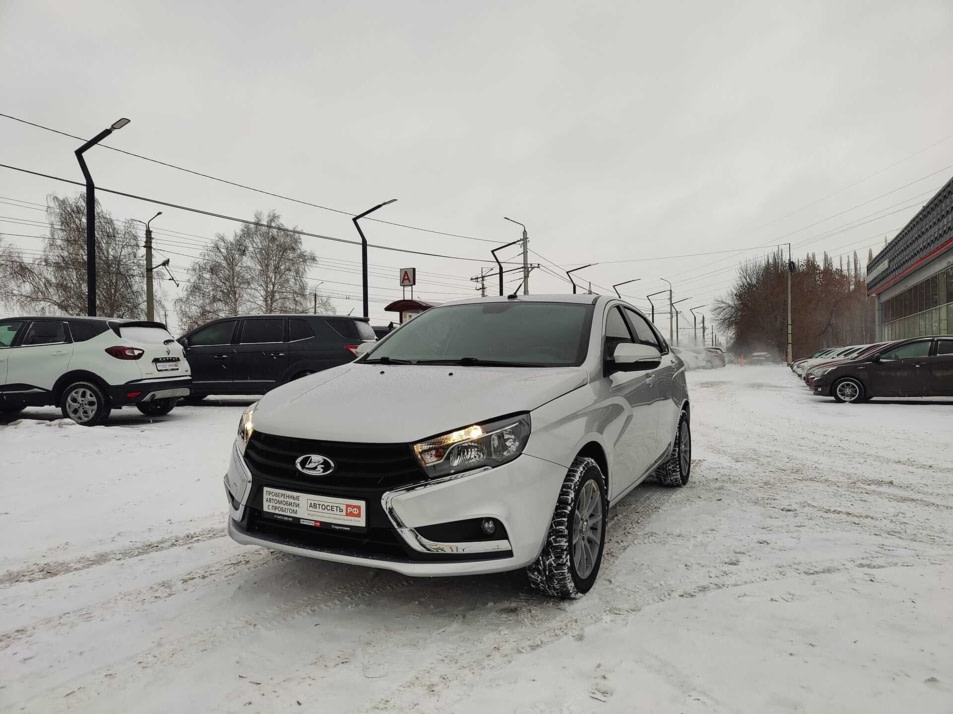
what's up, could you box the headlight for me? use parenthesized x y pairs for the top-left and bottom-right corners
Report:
(413, 414), (531, 478)
(814, 367), (832, 378)
(236, 402), (257, 455)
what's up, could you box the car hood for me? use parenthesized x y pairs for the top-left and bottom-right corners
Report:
(251, 363), (590, 443)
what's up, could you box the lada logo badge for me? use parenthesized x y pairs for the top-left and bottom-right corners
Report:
(295, 454), (335, 476)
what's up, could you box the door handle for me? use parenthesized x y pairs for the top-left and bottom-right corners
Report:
(645, 373), (655, 382)
(53, 350), (69, 356)
(213, 354), (229, 360)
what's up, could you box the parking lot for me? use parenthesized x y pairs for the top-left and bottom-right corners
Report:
(2, 366), (951, 713)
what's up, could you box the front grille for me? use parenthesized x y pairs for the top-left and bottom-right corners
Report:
(244, 431), (426, 491)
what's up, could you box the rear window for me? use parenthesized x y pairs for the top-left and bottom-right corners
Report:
(289, 319), (315, 341)
(0, 322), (23, 347)
(325, 318), (376, 341)
(118, 326), (174, 344)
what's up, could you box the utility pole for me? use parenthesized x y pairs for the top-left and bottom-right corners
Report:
(503, 217), (529, 295)
(701, 315), (707, 345)
(566, 264), (595, 294)
(491, 239), (523, 296)
(141, 211), (162, 322)
(787, 242), (793, 364)
(313, 292), (317, 314)
(671, 297), (692, 346)
(75, 117), (131, 316)
(660, 278), (673, 344)
(470, 268), (490, 297)
(690, 304), (707, 345)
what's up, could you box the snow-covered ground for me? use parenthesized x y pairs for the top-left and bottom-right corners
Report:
(1, 367), (951, 713)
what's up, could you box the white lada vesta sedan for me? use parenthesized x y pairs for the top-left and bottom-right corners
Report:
(225, 294), (691, 598)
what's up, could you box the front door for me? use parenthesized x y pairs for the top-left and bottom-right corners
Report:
(5, 321), (74, 398)
(870, 339), (933, 397)
(930, 338), (953, 396)
(232, 318), (289, 393)
(623, 307), (674, 461)
(183, 319), (239, 394)
(598, 306), (658, 500)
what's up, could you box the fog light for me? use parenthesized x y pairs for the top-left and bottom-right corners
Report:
(481, 518), (496, 535)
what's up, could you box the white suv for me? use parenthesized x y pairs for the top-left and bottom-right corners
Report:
(0, 317), (191, 425)
(224, 295), (691, 598)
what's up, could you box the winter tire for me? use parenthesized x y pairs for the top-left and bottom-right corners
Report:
(136, 399), (177, 417)
(527, 456), (607, 599)
(61, 381), (110, 426)
(656, 411), (691, 487)
(832, 377), (864, 403)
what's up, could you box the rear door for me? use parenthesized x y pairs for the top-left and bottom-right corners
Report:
(232, 318), (288, 393)
(5, 320), (74, 396)
(930, 338), (953, 396)
(869, 339), (933, 397)
(0, 321), (25, 396)
(182, 319), (239, 394)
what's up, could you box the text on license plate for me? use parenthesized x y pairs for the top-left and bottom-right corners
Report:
(262, 487), (366, 528)
(155, 362), (179, 371)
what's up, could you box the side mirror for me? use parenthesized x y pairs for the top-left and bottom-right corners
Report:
(610, 343), (662, 372)
(355, 342), (375, 357)
(177, 336), (189, 348)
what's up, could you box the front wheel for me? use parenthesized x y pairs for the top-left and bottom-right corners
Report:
(832, 378), (864, 403)
(61, 381), (110, 426)
(136, 399), (177, 417)
(527, 457), (608, 599)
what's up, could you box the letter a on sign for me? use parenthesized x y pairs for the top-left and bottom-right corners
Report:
(399, 268), (416, 287)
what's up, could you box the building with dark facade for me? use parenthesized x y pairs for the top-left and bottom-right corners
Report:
(867, 174), (953, 340)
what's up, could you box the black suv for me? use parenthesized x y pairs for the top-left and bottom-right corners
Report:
(178, 315), (376, 398)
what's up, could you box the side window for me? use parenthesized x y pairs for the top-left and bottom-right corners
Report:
(240, 319), (285, 344)
(0, 322), (23, 348)
(936, 340), (953, 356)
(22, 321), (69, 346)
(189, 320), (237, 346)
(623, 308), (662, 351)
(880, 340), (931, 361)
(289, 319), (315, 342)
(604, 307), (634, 359)
(68, 321), (109, 342)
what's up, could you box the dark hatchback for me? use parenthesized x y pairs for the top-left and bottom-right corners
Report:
(178, 315), (376, 398)
(811, 336), (953, 402)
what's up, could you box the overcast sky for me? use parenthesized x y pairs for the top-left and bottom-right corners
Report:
(2, 0), (952, 331)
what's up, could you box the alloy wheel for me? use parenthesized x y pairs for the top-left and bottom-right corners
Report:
(836, 380), (860, 402)
(66, 388), (98, 424)
(679, 420), (691, 476)
(571, 479), (604, 580)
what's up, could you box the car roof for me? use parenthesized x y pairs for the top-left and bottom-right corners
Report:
(2, 316), (139, 324)
(434, 293), (606, 308)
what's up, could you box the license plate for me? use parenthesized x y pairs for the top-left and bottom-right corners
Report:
(262, 487), (366, 530)
(155, 362), (179, 372)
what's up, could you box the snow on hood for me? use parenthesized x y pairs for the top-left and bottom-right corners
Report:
(251, 363), (589, 443)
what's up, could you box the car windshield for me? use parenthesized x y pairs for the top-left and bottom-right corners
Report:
(364, 301), (593, 367)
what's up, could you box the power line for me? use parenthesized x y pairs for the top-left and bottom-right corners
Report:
(0, 112), (504, 245)
(0, 162), (502, 265)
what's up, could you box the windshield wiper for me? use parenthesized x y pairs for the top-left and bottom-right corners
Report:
(414, 357), (545, 367)
(363, 356), (413, 365)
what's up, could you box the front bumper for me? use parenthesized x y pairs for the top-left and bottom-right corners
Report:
(811, 379), (832, 396)
(108, 377), (191, 407)
(224, 443), (566, 577)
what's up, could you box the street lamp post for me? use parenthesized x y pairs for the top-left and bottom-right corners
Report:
(671, 296), (692, 346)
(689, 304), (707, 345)
(352, 199), (397, 320)
(503, 217), (529, 295)
(646, 290), (667, 324)
(75, 117), (131, 316)
(566, 264), (595, 294)
(612, 278), (641, 298)
(491, 239), (523, 296)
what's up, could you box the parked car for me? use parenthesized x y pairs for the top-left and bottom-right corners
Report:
(0, 317), (190, 425)
(803, 343), (889, 386)
(792, 348), (838, 373)
(224, 294), (692, 599)
(810, 336), (953, 402)
(705, 346), (726, 368)
(794, 345), (867, 377)
(178, 314), (376, 399)
(748, 352), (773, 364)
